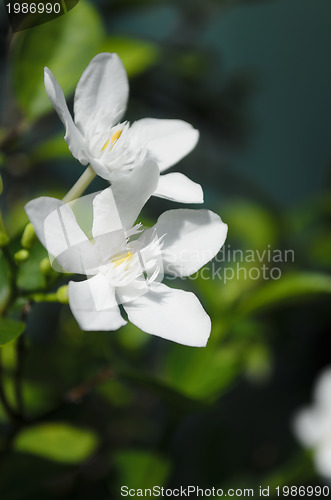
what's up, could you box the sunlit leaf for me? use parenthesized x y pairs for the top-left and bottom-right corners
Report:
(100, 36), (159, 77)
(10, 0), (104, 119)
(113, 450), (170, 490)
(14, 423), (99, 463)
(0, 318), (25, 346)
(161, 340), (241, 401)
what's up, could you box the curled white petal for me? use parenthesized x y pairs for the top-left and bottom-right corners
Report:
(44, 68), (88, 164)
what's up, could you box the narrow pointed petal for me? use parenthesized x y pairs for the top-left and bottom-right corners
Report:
(74, 53), (129, 133)
(68, 274), (127, 331)
(155, 209), (228, 277)
(131, 118), (199, 172)
(44, 68), (88, 164)
(123, 282), (211, 347)
(154, 173), (203, 203)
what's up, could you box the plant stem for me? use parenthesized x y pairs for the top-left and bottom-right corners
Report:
(14, 302), (30, 419)
(0, 245), (18, 317)
(62, 165), (96, 203)
(14, 334), (25, 417)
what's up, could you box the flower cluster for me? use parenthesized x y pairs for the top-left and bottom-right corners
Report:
(26, 53), (228, 347)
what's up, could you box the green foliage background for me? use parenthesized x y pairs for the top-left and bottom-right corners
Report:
(0, 0), (331, 498)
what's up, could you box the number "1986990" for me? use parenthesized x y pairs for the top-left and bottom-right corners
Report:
(6, 2), (61, 14)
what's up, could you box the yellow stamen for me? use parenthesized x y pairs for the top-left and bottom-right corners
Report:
(112, 251), (133, 268)
(101, 138), (110, 152)
(101, 129), (122, 152)
(111, 129), (122, 144)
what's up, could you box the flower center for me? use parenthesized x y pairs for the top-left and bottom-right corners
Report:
(101, 129), (122, 152)
(112, 251), (133, 268)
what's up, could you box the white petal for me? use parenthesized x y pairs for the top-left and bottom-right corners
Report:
(315, 443), (331, 478)
(25, 196), (63, 250)
(131, 118), (199, 172)
(314, 367), (331, 410)
(26, 197), (98, 274)
(92, 187), (124, 236)
(292, 408), (326, 447)
(123, 282), (210, 347)
(44, 68), (88, 164)
(154, 173), (203, 204)
(68, 275), (126, 331)
(155, 209), (228, 277)
(74, 53), (129, 134)
(109, 159), (160, 228)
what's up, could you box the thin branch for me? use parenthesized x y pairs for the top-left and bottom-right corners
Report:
(62, 165), (96, 203)
(1, 245), (18, 317)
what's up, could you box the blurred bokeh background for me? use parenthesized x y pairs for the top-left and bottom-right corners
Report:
(0, 0), (331, 498)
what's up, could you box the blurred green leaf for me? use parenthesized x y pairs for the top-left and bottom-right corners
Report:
(100, 36), (159, 77)
(0, 318), (25, 346)
(113, 450), (170, 490)
(124, 370), (207, 412)
(17, 242), (48, 291)
(161, 341), (241, 401)
(14, 422), (99, 464)
(97, 379), (133, 408)
(118, 322), (151, 351)
(223, 200), (279, 250)
(0, 376), (56, 422)
(238, 272), (331, 315)
(31, 134), (71, 163)
(0, 251), (10, 313)
(11, 0), (104, 120)
(244, 343), (273, 383)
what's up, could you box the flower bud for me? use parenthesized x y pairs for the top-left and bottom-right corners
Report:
(14, 249), (29, 263)
(21, 223), (36, 249)
(56, 285), (68, 304)
(40, 257), (52, 275)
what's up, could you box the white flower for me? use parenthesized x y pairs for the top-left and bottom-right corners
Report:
(293, 366), (331, 478)
(25, 161), (227, 347)
(44, 52), (203, 204)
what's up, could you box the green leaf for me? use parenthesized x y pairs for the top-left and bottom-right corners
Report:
(100, 36), (159, 77)
(11, 0), (104, 120)
(0, 318), (25, 346)
(222, 201), (279, 251)
(238, 272), (331, 315)
(14, 423), (99, 464)
(161, 342), (241, 401)
(31, 134), (72, 163)
(113, 450), (170, 490)
(17, 242), (48, 291)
